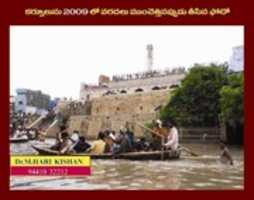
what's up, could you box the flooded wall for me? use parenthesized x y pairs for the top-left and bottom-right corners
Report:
(56, 89), (221, 141)
(68, 90), (170, 139)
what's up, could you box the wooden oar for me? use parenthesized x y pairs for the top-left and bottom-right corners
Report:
(45, 119), (58, 134)
(135, 122), (164, 138)
(135, 122), (199, 157)
(26, 115), (44, 129)
(161, 137), (165, 160)
(134, 122), (165, 160)
(179, 146), (199, 157)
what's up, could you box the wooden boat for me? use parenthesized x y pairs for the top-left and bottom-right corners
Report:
(32, 145), (181, 160)
(10, 137), (29, 143)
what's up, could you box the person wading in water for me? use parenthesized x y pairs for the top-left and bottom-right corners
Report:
(219, 141), (234, 165)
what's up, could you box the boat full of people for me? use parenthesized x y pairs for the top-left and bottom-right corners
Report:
(31, 119), (181, 160)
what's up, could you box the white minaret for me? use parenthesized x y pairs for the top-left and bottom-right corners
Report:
(146, 44), (153, 72)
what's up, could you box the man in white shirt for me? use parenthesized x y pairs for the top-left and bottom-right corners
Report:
(69, 130), (80, 151)
(70, 130), (80, 142)
(59, 132), (73, 154)
(163, 122), (179, 151)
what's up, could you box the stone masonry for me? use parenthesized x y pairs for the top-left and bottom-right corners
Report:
(69, 90), (171, 139)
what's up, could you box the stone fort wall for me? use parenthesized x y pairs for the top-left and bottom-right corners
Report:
(69, 90), (171, 139)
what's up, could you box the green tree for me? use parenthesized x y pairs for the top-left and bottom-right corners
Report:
(219, 72), (244, 144)
(160, 63), (228, 127)
(220, 72), (243, 125)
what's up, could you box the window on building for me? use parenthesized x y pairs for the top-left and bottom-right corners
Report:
(135, 88), (144, 92)
(120, 90), (127, 94)
(169, 84), (179, 89)
(152, 86), (160, 90)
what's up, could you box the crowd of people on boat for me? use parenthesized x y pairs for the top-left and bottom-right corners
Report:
(48, 119), (234, 165)
(49, 119), (180, 155)
(10, 111), (234, 165)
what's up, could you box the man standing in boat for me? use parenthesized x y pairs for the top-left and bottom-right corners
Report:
(163, 121), (179, 151)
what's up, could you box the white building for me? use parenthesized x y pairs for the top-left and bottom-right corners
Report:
(14, 88), (50, 115)
(229, 45), (244, 72)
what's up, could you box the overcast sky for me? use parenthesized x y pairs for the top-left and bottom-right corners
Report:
(10, 26), (243, 99)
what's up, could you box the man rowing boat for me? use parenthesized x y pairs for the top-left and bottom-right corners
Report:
(150, 120), (164, 150)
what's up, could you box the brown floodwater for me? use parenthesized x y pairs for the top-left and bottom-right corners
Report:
(10, 140), (244, 190)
